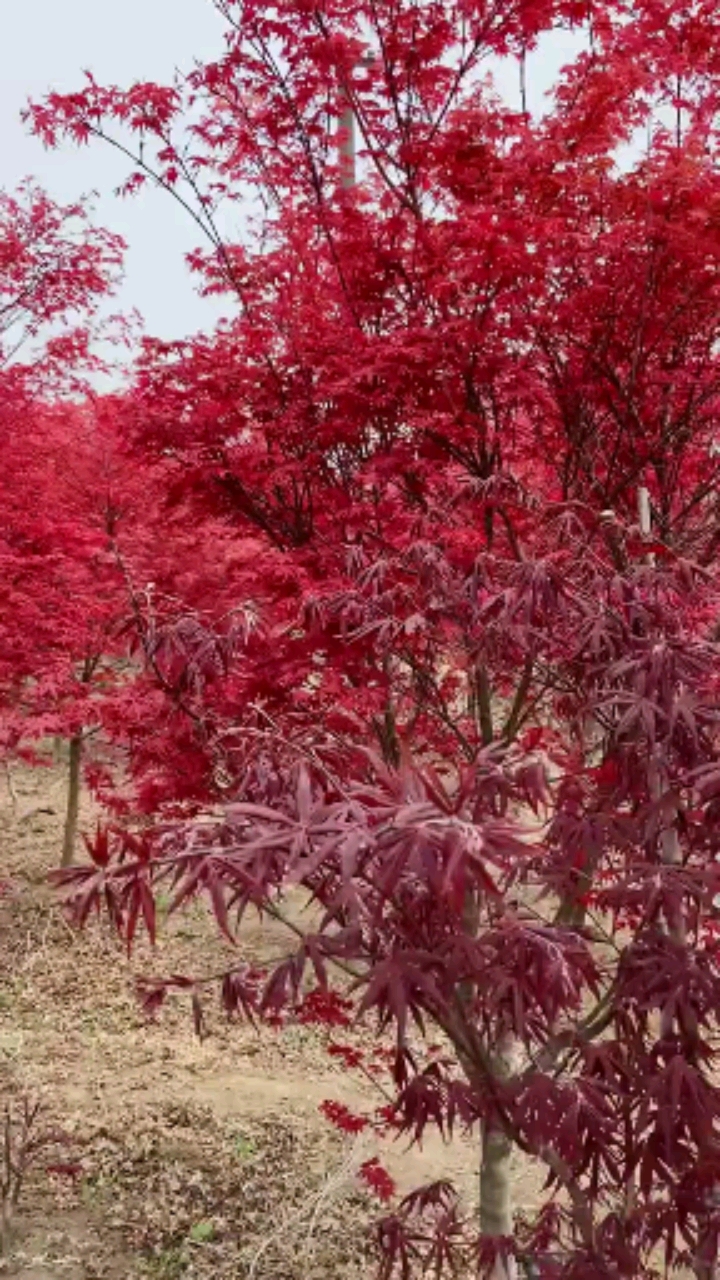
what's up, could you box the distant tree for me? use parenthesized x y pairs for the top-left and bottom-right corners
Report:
(0, 184), (128, 860)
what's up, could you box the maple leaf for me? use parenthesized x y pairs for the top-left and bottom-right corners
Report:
(16, 1), (720, 1274)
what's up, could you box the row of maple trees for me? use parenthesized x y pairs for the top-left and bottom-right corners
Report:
(4, 0), (720, 1275)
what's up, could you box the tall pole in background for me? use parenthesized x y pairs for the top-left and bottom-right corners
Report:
(338, 53), (375, 189)
(338, 92), (357, 189)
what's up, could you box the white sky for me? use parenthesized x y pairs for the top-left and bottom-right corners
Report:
(3, 1), (585, 344)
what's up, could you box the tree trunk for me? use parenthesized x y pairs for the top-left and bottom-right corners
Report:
(694, 1251), (719, 1280)
(60, 733), (82, 868)
(479, 1032), (520, 1280)
(480, 1123), (517, 1279)
(639, 489), (716, 1278)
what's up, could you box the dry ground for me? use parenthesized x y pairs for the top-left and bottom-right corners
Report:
(0, 761), (545, 1279)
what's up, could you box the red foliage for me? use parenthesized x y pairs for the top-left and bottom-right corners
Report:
(360, 1157), (397, 1203)
(0, 188), (131, 778)
(320, 1100), (371, 1135)
(13, 0), (720, 1275)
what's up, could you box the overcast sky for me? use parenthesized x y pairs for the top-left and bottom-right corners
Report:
(3, 1), (585, 346)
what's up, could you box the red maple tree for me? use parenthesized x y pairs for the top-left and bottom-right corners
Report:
(25, 1), (720, 1275)
(0, 184), (133, 858)
(0, 181), (261, 851)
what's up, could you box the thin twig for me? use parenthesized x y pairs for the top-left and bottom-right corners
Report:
(247, 1134), (367, 1278)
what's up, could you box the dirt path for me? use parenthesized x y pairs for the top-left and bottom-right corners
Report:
(0, 761), (545, 1278)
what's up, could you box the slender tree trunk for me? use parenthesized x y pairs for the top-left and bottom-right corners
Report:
(695, 1247), (719, 1280)
(479, 1032), (520, 1280)
(458, 894), (518, 1276)
(480, 1126), (517, 1279)
(639, 489), (717, 1279)
(60, 733), (82, 868)
(337, 67), (519, 1278)
(464, 670), (519, 1279)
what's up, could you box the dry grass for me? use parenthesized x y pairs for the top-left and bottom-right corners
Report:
(0, 760), (545, 1278)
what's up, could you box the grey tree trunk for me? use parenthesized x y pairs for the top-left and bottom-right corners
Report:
(479, 1033), (520, 1280)
(60, 733), (82, 868)
(480, 1125), (517, 1279)
(639, 490), (716, 1278)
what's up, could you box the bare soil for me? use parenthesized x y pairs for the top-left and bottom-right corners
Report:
(0, 761), (544, 1279)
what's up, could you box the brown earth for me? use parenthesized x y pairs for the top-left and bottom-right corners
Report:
(0, 760), (546, 1279)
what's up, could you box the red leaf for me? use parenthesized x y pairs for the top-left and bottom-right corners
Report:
(359, 1158), (396, 1202)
